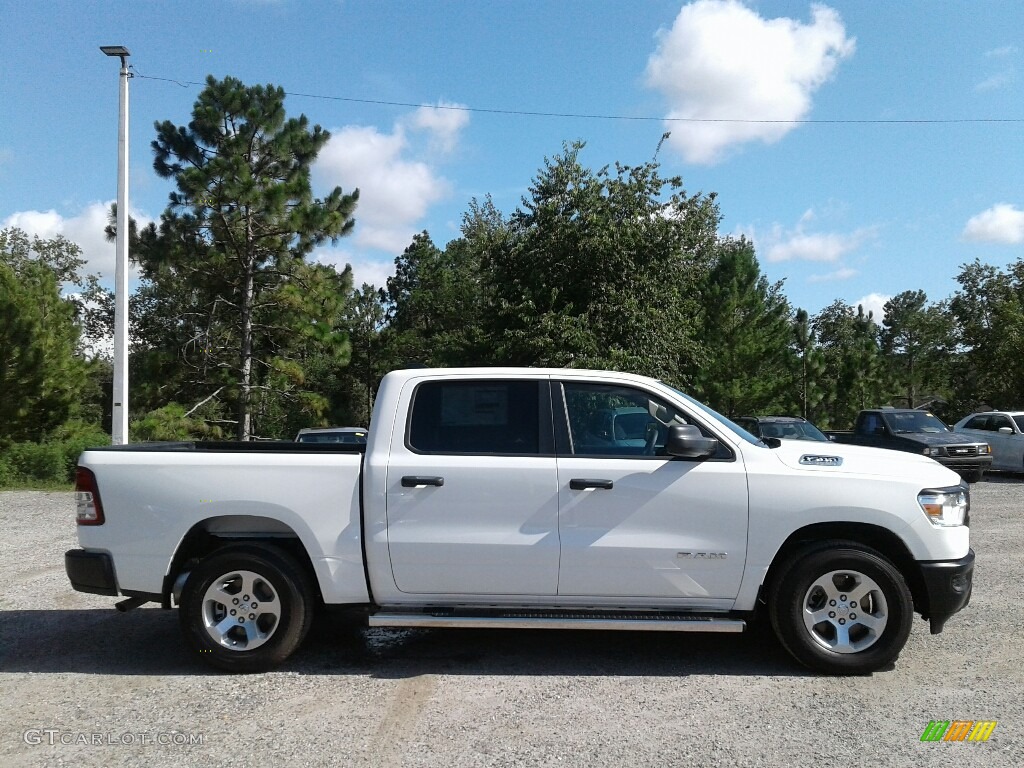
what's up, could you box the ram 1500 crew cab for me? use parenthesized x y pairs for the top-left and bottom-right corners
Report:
(66, 368), (974, 675)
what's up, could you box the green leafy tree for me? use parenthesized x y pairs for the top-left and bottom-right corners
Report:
(382, 216), (492, 370)
(482, 141), (720, 384)
(0, 227), (112, 353)
(692, 238), (794, 416)
(135, 75), (359, 439)
(0, 260), (90, 443)
(793, 308), (826, 420)
(812, 301), (886, 428)
(325, 283), (388, 427)
(880, 290), (953, 408)
(948, 258), (1024, 411)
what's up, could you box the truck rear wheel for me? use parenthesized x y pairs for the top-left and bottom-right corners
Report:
(179, 544), (313, 673)
(769, 541), (913, 675)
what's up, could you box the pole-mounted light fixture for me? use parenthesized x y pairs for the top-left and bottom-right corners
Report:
(100, 45), (131, 444)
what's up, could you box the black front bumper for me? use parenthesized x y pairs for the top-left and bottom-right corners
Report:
(918, 548), (974, 634)
(938, 455), (993, 475)
(65, 549), (119, 596)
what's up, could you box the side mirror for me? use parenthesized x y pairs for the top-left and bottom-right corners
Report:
(998, 427), (1013, 435)
(665, 424), (718, 459)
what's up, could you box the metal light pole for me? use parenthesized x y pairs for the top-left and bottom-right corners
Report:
(100, 45), (131, 444)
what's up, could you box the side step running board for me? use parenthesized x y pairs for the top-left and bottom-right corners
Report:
(369, 611), (745, 633)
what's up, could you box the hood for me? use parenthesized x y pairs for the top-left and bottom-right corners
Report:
(769, 440), (960, 484)
(895, 431), (987, 447)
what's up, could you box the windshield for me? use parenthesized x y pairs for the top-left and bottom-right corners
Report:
(1014, 415), (1024, 433)
(881, 411), (950, 434)
(664, 386), (763, 446)
(760, 421), (829, 442)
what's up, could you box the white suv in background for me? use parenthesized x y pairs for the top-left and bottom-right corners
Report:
(953, 411), (1024, 473)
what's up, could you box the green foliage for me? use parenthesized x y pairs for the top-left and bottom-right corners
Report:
(0, 253), (92, 443)
(130, 404), (223, 442)
(381, 227), (490, 369)
(690, 238), (794, 416)
(880, 290), (953, 407)
(948, 258), (1024, 413)
(793, 308), (826, 419)
(0, 420), (108, 487)
(481, 142), (720, 383)
(0, 226), (113, 349)
(126, 75), (359, 439)
(811, 301), (886, 429)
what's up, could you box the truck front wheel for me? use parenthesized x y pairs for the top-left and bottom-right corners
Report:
(178, 544), (314, 673)
(769, 542), (913, 675)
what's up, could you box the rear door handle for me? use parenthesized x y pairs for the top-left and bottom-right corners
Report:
(401, 476), (444, 487)
(569, 478), (614, 490)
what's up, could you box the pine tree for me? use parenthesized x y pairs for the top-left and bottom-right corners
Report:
(135, 76), (359, 439)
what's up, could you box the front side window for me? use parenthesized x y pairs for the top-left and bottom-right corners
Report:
(559, 382), (730, 459)
(964, 416), (989, 431)
(991, 415), (1013, 431)
(408, 380), (540, 455)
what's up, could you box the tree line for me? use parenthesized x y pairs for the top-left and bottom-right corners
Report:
(2, 76), (1022, 480)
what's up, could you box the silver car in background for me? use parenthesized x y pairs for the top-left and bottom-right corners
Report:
(953, 411), (1024, 473)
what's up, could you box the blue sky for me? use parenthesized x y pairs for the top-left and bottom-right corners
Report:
(2, 0), (1022, 321)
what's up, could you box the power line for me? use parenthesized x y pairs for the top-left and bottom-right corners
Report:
(131, 68), (1024, 125)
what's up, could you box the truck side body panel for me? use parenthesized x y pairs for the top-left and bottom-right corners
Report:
(78, 450), (369, 604)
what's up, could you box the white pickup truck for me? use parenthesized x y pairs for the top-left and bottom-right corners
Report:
(66, 367), (974, 675)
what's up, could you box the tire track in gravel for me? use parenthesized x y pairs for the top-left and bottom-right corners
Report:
(369, 674), (437, 767)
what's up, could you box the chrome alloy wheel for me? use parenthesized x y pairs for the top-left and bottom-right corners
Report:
(201, 569), (281, 651)
(801, 569), (888, 654)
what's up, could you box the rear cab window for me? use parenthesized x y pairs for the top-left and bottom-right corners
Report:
(407, 379), (547, 455)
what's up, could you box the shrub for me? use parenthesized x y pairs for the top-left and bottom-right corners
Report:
(0, 420), (109, 487)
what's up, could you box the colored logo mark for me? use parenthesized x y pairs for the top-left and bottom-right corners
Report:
(920, 720), (997, 742)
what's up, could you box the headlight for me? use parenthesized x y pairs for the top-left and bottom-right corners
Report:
(979, 444), (991, 454)
(924, 447), (942, 456)
(918, 485), (969, 527)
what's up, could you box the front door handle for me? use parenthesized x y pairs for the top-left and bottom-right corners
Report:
(402, 476), (445, 488)
(569, 478), (614, 490)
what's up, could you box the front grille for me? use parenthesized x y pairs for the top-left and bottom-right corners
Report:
(947, 445), (979, 457)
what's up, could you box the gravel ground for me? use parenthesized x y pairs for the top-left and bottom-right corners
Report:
(1, 480), (1022, 768)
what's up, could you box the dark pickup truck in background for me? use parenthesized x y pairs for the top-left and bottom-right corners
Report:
(827, 409), (993, 482)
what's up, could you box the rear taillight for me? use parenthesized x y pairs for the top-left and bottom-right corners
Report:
(75, 467), (105, 525)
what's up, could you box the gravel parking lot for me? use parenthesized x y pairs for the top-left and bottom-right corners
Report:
(1, 481), (1022, 768)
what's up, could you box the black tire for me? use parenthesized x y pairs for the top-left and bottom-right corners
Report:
(179, 544), (314, 673)
(769, 541), (913, 675)
(963, 470), (984, 484)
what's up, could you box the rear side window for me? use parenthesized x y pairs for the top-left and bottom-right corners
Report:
(408, 380), (540, 455)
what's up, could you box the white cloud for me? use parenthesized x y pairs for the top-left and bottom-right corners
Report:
(409, 102), (470, 154)
(807, 266), (857, 282)
(976, 45), (1018, 91)
(975, 72), (1014, 91)
(854, 292), (890, 324)
(2, 202), (149, 284)
(645, 0), (855, 164)
(768, 232), (859, 263)
(962, 203), (1024, 244)
(985, 45), (1018, 58)
(759, 213), (875, 263)
(314, 104), (468, 254)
